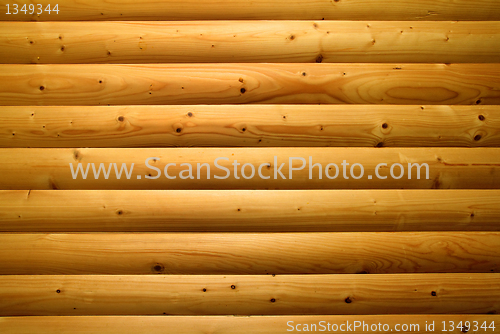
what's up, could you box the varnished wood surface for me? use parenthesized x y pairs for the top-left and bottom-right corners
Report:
(0, 232), (498, 274)
(1, 0), (499, 21)
(0, 274), (498, 315)
(2, 21), (500, 64)
(2, 64), (500, 106)
(1, 315), (499, 334)
(2, 105), (499, 148)
(2, 190), (499, 232)
(0, 148), (498, 190)
(1, 0), (499, 326)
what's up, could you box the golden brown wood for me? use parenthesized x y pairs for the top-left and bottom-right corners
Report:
(0, 0), (498, 325)
(1, 315), (499, 334)
(1, 0), (499, 21)
(2, 190), (499, 232)
(0, 274), (498, 315)
(2, 105), (500, 148)
(1, 64), (500, 106)
(0, 148), (499, 190)
(0, 232), (498, 274)
(2, 21), (500, 64)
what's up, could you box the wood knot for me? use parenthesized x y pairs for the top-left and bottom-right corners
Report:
(153, 263), (165, 273)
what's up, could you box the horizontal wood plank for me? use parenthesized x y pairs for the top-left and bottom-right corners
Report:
(0, 274), (498, 315)
(3, 190), (499, 232)
(2, 105), (500, 148)
(1, 64), (499, 106)
(0, 232), (498, 274)
(1, 315), (499, 334)
(1, 0), (499, 21)
(2, 21), (500, 63)
(0, 148), (499, 190)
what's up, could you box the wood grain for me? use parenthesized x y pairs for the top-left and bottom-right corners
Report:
(1, 64), (500, 106)
(1, 0), (499, 325)
(0, 274), (498, 315)
(2, 21), (500, 64)
(2, 105), (500, 148)
(2, 190), (500, 232)
(1, 315), (499, 334)
(0, 148), (499, 190)
(1, 0), (499, 21)
(0, 232), (498, 274)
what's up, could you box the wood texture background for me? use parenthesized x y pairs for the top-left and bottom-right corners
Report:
(2, 190), (499, 232)
(1, 0), (500, 331)
(0, 232), (498, 274)
(2, 21), (500, 64)
(1, 105), (499, 148)
(2, 64), (500, 106)
(1, 315), (499, 334)
(0, 274), (498, 315)
(1, 0), (500, 21)
(0, 148), (498, 189)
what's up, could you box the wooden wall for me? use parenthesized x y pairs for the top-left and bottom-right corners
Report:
(0, 0), (499, 332)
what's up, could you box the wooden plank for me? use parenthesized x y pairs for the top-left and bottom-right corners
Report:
(3, 190), (499, 232)
(0, 274), (498, 315)
(2, 105), (500, 148)
(1, 0), (499, 21)
(1, 64), (499, 106)
(1, 315), (499, 334)
(0, 232), (498, 275)
(2, 21), (500, 64)
(0, 148), (499, 190)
